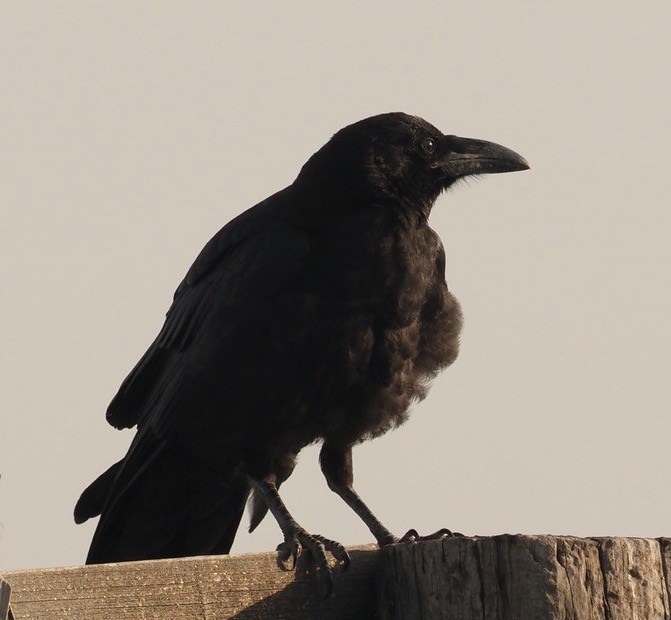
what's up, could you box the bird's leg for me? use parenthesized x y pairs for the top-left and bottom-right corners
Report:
(248, 452), (297, 534)
(248, 476), (350, 591)
(320, 443), (397, 546)
(319, 443), (462, 547)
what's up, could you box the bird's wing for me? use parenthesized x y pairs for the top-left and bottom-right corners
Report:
(105, 189), (310, 430)
(74, 458), (123, 524)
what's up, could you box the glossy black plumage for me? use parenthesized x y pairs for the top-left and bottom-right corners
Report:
(76, 113), (528, 567)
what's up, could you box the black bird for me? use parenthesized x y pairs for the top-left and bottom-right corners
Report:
(75, 113), (528, 580)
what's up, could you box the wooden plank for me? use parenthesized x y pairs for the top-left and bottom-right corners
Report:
(5, 547), (379, 620)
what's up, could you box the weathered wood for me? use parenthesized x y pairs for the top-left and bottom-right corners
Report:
(378, 535), (671, 619)
(5, 537), (671, 619)
(594, 537), (670, 619)
(5, 547), (378, 620)
(0, 577), (10, 620)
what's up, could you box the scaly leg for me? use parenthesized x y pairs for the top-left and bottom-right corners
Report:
(319, 443), (462, 546)
(248, 476), (350, 595)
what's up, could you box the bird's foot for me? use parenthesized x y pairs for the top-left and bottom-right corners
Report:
(397, 528), (464, 543)
(276, 529), (350, 596)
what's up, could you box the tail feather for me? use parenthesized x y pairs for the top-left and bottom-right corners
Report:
(80, 432), (248, 564)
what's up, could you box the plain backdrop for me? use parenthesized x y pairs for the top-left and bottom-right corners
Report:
(2, 2), (670, 571)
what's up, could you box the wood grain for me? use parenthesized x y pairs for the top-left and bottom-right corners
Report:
(5, 547), (378, 620)
(0, 577), (11, 620)
(6, 537), (671, 619)
(378, 535), (671, 619)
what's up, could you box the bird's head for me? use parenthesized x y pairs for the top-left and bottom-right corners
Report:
(298, 112), (529, 216)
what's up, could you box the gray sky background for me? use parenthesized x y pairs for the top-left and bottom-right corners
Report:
(2, 2), (670, 571)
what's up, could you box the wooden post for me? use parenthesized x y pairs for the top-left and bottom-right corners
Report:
(0, 577), (10, 620)
(378, 536), (671, 619)
(4, 536), (671, 619)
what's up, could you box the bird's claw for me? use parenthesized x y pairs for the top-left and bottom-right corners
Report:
(275, 529), (350, 596)
(398, 527), (464, 543)
(312, 534), (351, 571)
(276, 539), (302, 571)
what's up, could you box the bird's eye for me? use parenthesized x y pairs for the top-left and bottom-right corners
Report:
(421, 137), (436, 155)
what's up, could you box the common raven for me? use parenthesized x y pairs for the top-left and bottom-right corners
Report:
(75, 113), (528, 582)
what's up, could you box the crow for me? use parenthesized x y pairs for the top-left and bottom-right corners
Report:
(75, 113), (528, 583)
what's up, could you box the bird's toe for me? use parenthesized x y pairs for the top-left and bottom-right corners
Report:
(398, 528), (420, 543)
(276, 539), (302, 571)
(276, 529), (349, 595)
(398, 528), (464, 543)
(312, 534), (351, 571)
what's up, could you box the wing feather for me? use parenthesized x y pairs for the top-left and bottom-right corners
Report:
(106, 188), (310, 429)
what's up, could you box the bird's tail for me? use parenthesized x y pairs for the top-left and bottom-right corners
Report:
(76, 432), (249, 564)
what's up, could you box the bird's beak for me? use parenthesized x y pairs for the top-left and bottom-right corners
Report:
(435, 135), (529, 179)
